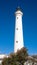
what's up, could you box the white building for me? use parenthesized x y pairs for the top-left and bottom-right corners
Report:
(0, 54), (7, 64)
(14, 7), (24, 52)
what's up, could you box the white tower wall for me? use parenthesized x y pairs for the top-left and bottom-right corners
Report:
(14, 9), (24, 52)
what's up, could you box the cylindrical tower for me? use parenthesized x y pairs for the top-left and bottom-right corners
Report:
(14, 7), (24, 52)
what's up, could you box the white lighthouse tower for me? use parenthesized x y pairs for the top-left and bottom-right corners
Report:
(14, 7), (24, 52)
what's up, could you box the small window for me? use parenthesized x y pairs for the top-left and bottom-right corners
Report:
(16, 41), (18, 43)
(16, 28), (18, 30)
(17, 17), (18, 19)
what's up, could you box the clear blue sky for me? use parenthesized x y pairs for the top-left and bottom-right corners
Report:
(0, 0), (37, 55)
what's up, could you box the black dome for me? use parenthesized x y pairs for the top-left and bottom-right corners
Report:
(16, 7), (22, 11)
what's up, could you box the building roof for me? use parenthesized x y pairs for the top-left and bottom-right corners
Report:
(0, 54), (7, 59)
(26, 56), (37, 62)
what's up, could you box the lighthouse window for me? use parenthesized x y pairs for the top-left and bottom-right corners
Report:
(17, 17), (18, 19)
(16, 28), (18, 30)
(16, 41), (18, 43)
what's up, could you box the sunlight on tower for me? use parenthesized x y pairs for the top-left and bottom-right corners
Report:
(14, 7), (24, 52)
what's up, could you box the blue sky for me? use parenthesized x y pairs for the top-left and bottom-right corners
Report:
(0, 0), (37, 55)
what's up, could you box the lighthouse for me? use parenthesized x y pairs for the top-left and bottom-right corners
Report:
(14, 7), (24, 52)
